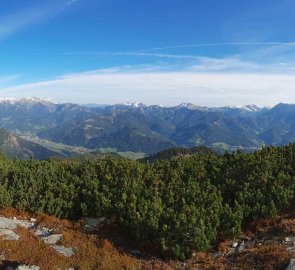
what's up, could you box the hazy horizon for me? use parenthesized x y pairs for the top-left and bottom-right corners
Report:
(0, 96), (292, 108)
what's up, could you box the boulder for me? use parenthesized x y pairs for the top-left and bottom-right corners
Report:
(287, 259), (295, 270)
(35, 227), (52, 237)
(287, 246), (295, 252)
(84, 217), (106, 228)
(40, 234), (62, 245)
(285, 236), (295, 243)
(16, 266), (40, 270)
(0, 217), (20, 229)
(237, 241), (245, 252)
(0, 229), (20, 241)
(83, 217), (108, 232)
(51, 245), (75, 257)
(0, 217), (34, 230)
(211, 251), (222, 259)
(232, 242), (238, 248)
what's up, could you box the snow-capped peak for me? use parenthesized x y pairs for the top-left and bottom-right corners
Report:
(221, 104), (263, 112)
(118, 102), (146, 108)
(234, 104), (262, 112)
(175, 103), (208, 110)
(0, 97), (18, 104)
(0, 97), (56, 105)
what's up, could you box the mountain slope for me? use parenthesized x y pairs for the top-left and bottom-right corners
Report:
(1, 98), (295, 154)
(0, 129), (62, 159)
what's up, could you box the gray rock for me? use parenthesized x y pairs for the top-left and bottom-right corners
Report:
(0, 217), (34, 230)
(0, 228), (20, 241)
(51, 245), (75, 257)
(0, 216), (75, 259)
(83, 217), (108, 232)
(16, 266), (40, 270)
(237, 241), (245, 252)
(232, 242), (238, 248)
(83, 224), (96, 233)
(35, 227), (52, 237)
(286, 259), (295, 270)
(285, 236), (295, 244)
(0, 217), (20, 229)
(18, 220), (35, 229)
(211, 251), (222, 258)
(40, 233), (62, 245)
(84, 217), (106, 228)
(287, 246), (295, 252)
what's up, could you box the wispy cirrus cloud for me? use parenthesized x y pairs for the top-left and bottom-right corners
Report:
(122, 42), (295, 53)
(113, 52), (199, 60)
(31, 41), (295, 74)
(0, 1), (80, 41)
(113, 51), (295, 73)
(0, 75), (20, 85)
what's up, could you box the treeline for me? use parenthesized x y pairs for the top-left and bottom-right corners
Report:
(1, 144), (295, 259)
(141, 146), (216, 162)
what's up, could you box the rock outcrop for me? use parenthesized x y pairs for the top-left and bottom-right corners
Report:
(0, 216), (75, 258)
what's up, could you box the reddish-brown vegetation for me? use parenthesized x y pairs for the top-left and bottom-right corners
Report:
(0, 207), (295, 269)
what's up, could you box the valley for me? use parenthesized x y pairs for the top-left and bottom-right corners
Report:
(2, 98), (295, 159)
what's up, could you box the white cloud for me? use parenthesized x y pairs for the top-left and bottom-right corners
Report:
(0, 7), (48, 40)
(0, 1), (79, 40)
(113, 52), (200, 60)
(0, 75), (20, 85)
(127, 42), (295, 53)
(2, 68), (295, 107)
(189, 57), (265, 72)
(113, 52), (295, 73)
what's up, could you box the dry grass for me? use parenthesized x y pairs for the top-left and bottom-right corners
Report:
(0, 208), (141, 270)
(226, 244), (291, 270)
(188, 252), (225, 270)
(0, 226), (71, 269)
(185, 244), (291, 270)
(1, 207), (295, 270)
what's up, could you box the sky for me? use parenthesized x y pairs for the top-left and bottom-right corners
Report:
(1, 0), (295, 106)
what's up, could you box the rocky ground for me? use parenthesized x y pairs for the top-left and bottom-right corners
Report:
(1, 208), (295, 269)
(0, 208), (182, 270)
(186, 212), (295, 270)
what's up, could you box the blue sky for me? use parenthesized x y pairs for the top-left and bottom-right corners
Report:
(1, 0), (295, 106)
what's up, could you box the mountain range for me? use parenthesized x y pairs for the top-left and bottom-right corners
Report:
(0, 98), (295, 158)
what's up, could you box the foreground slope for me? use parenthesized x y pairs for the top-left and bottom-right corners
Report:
(0, 208), (295, 270)
(0, 208), (165, 270)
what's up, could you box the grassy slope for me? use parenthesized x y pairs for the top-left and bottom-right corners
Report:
(0, 208), (294, 270)
(0, 208), (175, 270)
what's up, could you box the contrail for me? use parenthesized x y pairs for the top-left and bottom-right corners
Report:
(134, 42), (295, 53)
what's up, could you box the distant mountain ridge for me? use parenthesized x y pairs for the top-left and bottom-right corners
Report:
(0, 98), (293, 155)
